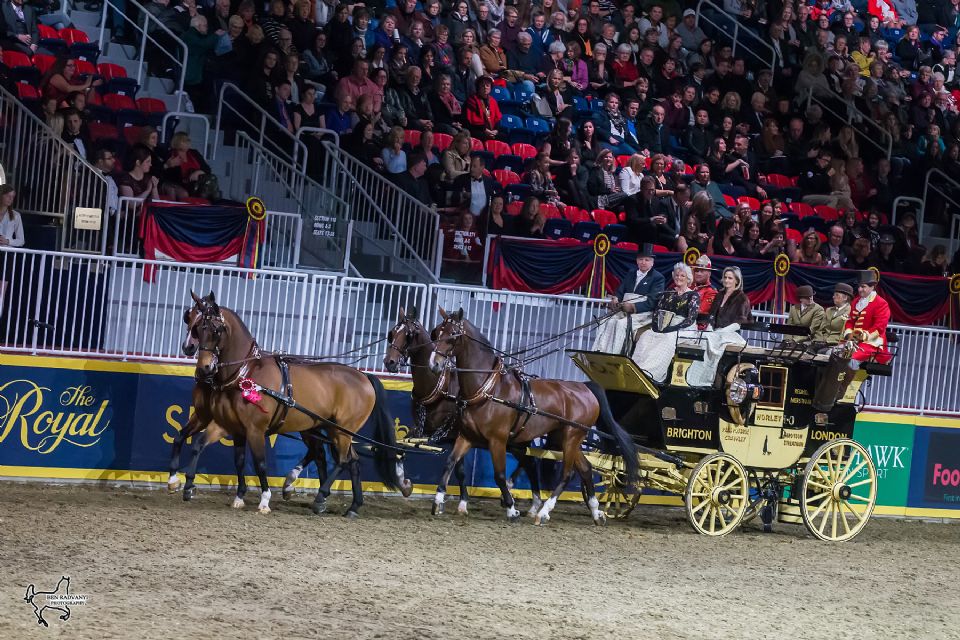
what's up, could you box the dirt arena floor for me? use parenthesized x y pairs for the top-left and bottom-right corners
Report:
(1, 483), (958, 639)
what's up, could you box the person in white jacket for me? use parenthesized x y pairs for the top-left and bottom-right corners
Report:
(0, 185), (25, 248)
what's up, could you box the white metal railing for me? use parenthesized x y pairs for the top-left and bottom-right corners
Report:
(0, 85), (109, 253)
(292, 126), (340, 171)
(213, 83), (308, 172)
(804, 89), (893, 160)
(919, 169), (960, 248)
(110, 196), (302, 270)
(97, 0), (187, 112)
(321, 141), (440, 282)
(695, 0), (776, 70)
(161, 112), (211, 157)
(1, 246), (957, 415)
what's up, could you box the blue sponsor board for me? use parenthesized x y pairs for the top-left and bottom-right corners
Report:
(908, 427), (960, 511)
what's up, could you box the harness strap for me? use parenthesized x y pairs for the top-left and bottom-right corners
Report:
(462, 357), (504, 406)
(265, 355), (293, 437)
(414, 366), (450, 406)
(508, 371), (537, 440)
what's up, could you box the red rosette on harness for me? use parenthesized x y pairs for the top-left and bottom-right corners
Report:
(239, 377), (269, 413)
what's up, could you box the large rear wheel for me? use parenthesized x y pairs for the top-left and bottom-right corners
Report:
(800, 439), (877, 542)
(684, 453), (749, 536)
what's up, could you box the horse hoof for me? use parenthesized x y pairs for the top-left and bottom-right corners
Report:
(399, 480), (414, 498)
(594, 512), (608, 526)
(534, 514), (549, 526)
(231, 497), (245, 509)
(506, 507), (521, 522)
(182, 487), (195, 502)
(527, 506), (540, 518)
(311, 501), (327, 515)
(257, 505), (271, 515)
(343, 510), (359, 519)
(431, 501), (445, 516)
(457, 500), (468, 515)
(282, 487), (293, 501)
(167, 478), (180, 493)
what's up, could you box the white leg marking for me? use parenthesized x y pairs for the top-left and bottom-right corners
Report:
(588, 496), (603, 520)
(258, 489), (272, 514)
(535, 496), (558, 525)
(232, 496), (245, 509)
(528, 494), (544, 517)
(506, 505), (521, 520)
(167, 473), (180, 491)
(457, 499), (468, 514)
(434, 491), (445, 505)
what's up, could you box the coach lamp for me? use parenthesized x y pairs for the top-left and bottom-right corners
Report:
(724, 364), (763, 426)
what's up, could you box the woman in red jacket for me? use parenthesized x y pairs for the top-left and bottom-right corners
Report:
(464, 75), (501, 140)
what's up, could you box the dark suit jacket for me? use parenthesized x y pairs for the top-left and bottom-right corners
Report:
(452, 174), (500, 209)
(614, 268), (666, 315)
(2, 1), (38, 42)
(637, 120), (671, 156)
(655, 197), (686, 238)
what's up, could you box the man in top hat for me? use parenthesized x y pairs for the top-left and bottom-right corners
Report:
(691, 254), (717, 329)
(787, 284), (827, 343)
(822, 282), (854, 344)
(842, 271), (891, 366)
(593, 243), (665, 355)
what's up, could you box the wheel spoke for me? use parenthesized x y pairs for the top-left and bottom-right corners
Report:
(831, 503), (839, 539)
(692, 498), (710, 518)
(708, 506), (717, 533)
(718, 465), (734, 488)
(717, 505), (728, 529)
(805, 491), (830, 504)
(841, 498), (868, 524)
(817, 500), (833, 535)
(806, 479), (833, 492)
(849, 493), (872, 503)
(847, 478), (874, 490)
(809, 493), (831, 523)
(841, 459), (868, 484)
(689, 492), (710, 498)
(839, 506), (852, 536)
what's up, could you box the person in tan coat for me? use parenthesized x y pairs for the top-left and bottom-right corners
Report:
(822, 282), (854, 344)
(787, 285), (827, 342)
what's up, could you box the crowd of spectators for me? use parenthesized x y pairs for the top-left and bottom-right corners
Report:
(157, 0), (960, 277)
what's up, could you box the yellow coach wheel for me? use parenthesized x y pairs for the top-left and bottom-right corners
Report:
(594, 460), (641, 519)
(684, 453), (749, 536)
(800, 439), (877, 542)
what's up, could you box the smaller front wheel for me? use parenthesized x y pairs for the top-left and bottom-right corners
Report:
(684, 453), (749, 536)
(800, 439), (877, 542)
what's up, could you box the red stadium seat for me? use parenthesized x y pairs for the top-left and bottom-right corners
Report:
(817, 232), (827, 244)
(506, 201), (524, 215)
(485, 140), (511, 157)
(136, 97), (166, 113)
(814, 205), (839, 221)
(617, 241), (638, 251)
(592, 209), (618, 226)
(16, 84), (39, 100)
(60, 28), (90, 44)
(2, 51), (32, 69)
(683, 163), (695, 175)
(511, 143), (536, 160)
(403, 129), (420, 146)
(643, 156), (652, 169)
(37, 24), (59, 39)
(738, 195), (761, 210)
(492, 169), (520, 187)
(433, 132), (452, 152)
(565, 207), (590, 223)
(722, 194), (737, 207)
(653, 244), (670, 253)
(123, 125), (144, 146)
(790, 202), (815, 218)
(470, 138), (485, 152)
(75, 59), (96, 76)
(615, 154), (632, 168)
(104, 93), (136, 111)
(88, 121), (119, 142)
(766, 173), (792, 187)
(540, 203), (562, 219)
(785, 228), (802, 243)
(33, 53), (56, 75)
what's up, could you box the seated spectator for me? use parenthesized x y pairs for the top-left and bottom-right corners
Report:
(690, 164), (732, 220)
(381, 127), (408, 175)
(819, 223), (850, 268)
(515, 197), (546, 238)
(588, 149), (629, 213)
(483, 193), (512, 235)
(680, 211), (710, 254)
(61, 109), (90, 160)
(344, 118), (383, 170)
(524, 152), (561, 205)
(117, 146), (160, 199)
(563, 42), (588, 92)
(709, 218), (740, 258)
(654, 182), (689, 251)
(795, 229), (825, 265)
(2, 0), (40, 54)
(685, 108), (713, 164)
(269, 80), (295, 134)
(479, 28), (508, 77)
(556, 149), (591, 211)
(162, 132), (213, 200)
(390, 152), (433, 206)
(453, 155), (500, 215)
(323, 93), (355, 136)
(873, 233), (903, 272)
(506, 32), (541, 92)
(0, 185), (25, 247)
(736, 219), (762, 258)
(646, 153), (675, 198)
(428, 74), (463, 135)
(588, 43), (612, 95)
(414, 131), (440, 167)
(596, 93), (637, 155)
(246, 49), (280, 107)
(537, 69), (575, 122)
(464, 76), (501, 141)
(386, 66), (434, 131)
(619, 154), (645, 197)
(302, 32), (338, 88)
(917, 244), (950, 277)
(637, 104), (671, 156)
(40, 58), (103, 106)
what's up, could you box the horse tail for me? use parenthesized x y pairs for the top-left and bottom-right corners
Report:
(586, 381), (640, 486)
(366, 373), (414, 497)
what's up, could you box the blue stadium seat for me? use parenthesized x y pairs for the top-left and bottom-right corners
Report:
(544, 218), (573, 239)
(572, 220), (602, 241)
(493, 153), (524, 172)
(491, 85), (511, 102)
(525, 116), (551, 135)
(602, 223), (628, 244)
(504, 183), (533, 202)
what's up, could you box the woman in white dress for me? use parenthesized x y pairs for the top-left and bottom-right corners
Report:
(0, 186), (25, 248)
(630, 262), (701, 383)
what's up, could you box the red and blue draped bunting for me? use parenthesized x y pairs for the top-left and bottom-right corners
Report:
(489, 238), (958, 328)
(138, 202), (264, 282)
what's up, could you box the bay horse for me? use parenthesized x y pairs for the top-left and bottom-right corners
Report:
(384, 306), (542, 516)
(429, 307), (639, 524)
(189, 291), (412, 516)
(168, 299), (324, 502)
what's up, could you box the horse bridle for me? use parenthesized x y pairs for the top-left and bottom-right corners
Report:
(193, 305), (262, 389)
(386, 316), (424, 370)
(431, 317), (466, 364)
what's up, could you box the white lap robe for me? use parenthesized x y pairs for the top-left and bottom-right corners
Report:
(592, 294), (651, 355)
(684, 324), (745, 388)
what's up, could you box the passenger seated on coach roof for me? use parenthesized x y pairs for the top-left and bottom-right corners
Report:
(592, 243), (665, 356)
(785, 284), (827, 344)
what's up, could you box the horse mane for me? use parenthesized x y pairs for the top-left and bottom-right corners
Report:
(464, 319), (495, 352)
(220, 306), (254, 342)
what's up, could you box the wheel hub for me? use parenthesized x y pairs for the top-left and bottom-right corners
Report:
(712, 488), (731, 506)
(833, 484), (852, 500)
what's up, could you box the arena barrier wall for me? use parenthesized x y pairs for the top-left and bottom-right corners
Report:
(1, 355), (958, 519)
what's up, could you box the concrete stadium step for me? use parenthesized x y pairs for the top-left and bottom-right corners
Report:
(69, 8), (102, 27)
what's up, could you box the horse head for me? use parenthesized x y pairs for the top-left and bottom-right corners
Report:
(429, 305), (466, 374)
(182, 290), (218, 357)
(193, 292), (228, 379)
(384, 305), (424, 373)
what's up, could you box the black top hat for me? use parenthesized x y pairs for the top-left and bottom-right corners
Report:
(636, 242), (656, 258)
(857, 270), (878, 285)
(834, 282), (855, 297)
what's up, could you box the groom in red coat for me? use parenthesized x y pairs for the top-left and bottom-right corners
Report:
(842, 270), (892, 366)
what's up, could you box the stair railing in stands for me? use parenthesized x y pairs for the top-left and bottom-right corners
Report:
(803, 89), (893, 160)
(320, 141), (440, 282)
(695, 0), (777, 70)
(97, 0), (187, 112)
(917, 169), (960, 250)
(0, 85), (109, 253)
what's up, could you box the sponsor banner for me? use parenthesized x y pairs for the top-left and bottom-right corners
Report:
(909, 427), (960, 510)
(851, 420), (915, 512)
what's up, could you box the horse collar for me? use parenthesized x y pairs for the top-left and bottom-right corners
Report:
(462, 357), (505, 406)
(415, 364), (450, 406)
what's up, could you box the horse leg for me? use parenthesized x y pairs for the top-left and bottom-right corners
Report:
(433, 435), (472, 516)
(344, 458), (364, 518)
(575, 450), (605, 525)
(282, 448), (312, 501)
(183, 424), (225, 502)
(167, 413), (206, 492)
(247, 434), (272, 514)
(313, 437), (348, 515)
(517, 453), (544, 518)
(454, 458), (470, 515)
(490, 441), (521, 522)
(231, 433), (248, 509)
(535, 437), (580, 526)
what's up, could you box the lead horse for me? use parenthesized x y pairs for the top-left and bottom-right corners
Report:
(188, 291), (412, 516)
(384, 306), (543, 516)
(429, 307), (640, 524)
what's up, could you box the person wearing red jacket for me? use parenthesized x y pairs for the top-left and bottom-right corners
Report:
(464, 75), (501, 140)
(842, 270), (892, 366)
(691, 254), (717, 330)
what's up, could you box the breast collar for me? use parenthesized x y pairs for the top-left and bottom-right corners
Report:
(414, 365), (451, 406)
(461, 357), (505, 406)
